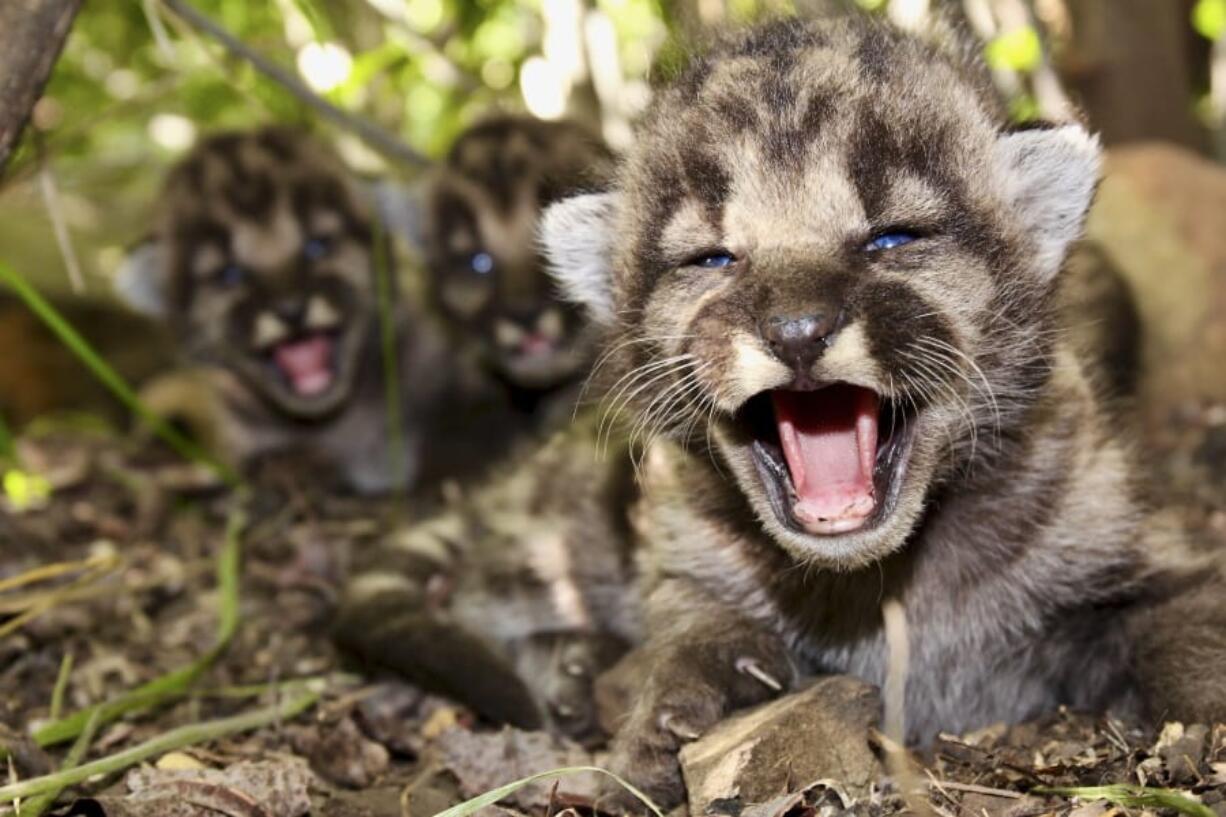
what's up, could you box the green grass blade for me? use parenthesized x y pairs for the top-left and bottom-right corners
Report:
(30, 504), (246, 748)
(1034, 784), (1216, 817)
(372, 219), (408, 496)
(18, 708), (101, 816)
(432, 766), (665, 817)
(0, 260), (239, 487)
(0, 686), (321, 803)
(48, 652), (74, 722)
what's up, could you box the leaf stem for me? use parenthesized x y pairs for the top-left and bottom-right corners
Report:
(0, 261), (239, 486)
(0, 688), (320, 803)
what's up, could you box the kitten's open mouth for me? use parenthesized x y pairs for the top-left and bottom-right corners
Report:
(736, 383), (916, 535)
(268, 332), (340, 398)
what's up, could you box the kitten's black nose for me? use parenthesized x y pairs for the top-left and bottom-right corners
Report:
(273, 297), (306, 325)
(761, 311), (841, 370)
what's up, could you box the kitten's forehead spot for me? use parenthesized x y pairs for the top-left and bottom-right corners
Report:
(309, 209), (343, 236)
(191, 243), (226, 279)
(231, 205), (301, 271)
(720, 149), (867, 257)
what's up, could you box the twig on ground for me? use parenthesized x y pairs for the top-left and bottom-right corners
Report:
(31, 504), (246, 748)
(433, 766), (665, 817)
(930, 779), (1023, 799)
(0, 686), (321, 803)
(0, 554), (121, 640)
(880, 598), (936, 817)
(158, 0), (429, 169)
(0, 553), (117, 596)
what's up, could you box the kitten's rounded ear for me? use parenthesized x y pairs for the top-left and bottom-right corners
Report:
(993, 124), (1101, 281)
(540, 191), (621, 326)
(369, 179), (428, 252)
(113, 238), (171, 319)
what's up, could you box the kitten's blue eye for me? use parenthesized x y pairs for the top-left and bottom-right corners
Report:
(470, 252), (494, 275)
(694, 252), (735, 269)
(216, 263), (246, 286)
(866, 232), (918, 252)
(303, 237), (332, 261)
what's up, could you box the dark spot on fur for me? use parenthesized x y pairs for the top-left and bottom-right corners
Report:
(679, 141), (730, 228)
(712, 93), (761, 132)
(257, 127), (300, 161)
(857, 278), (956, 403)
(855, 24), (898, 83)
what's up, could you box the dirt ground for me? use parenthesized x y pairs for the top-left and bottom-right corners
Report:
(2, 407), (1225, 817)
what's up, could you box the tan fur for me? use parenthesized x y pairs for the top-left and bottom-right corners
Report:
(538, 16), (1226, 809)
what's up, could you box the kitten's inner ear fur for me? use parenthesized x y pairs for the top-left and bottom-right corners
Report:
(540, 191), (621, 326)
(114, 239), (171, 319)
(993, 125), (1101, 281)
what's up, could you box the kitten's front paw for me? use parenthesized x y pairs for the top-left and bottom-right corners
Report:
(600, 633), (793, 812)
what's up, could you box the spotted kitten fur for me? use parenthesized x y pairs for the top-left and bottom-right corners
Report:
(542, 16), (1226, 808)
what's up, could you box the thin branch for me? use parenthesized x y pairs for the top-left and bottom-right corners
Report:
(36, 151), (86, 294)
(159, 0), (429, 168)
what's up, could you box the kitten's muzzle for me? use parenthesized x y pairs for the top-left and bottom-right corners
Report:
(760, 307), (846, 380)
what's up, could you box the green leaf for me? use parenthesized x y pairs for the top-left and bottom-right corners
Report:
(433, 766), (665, 817)
(1035, 785), (1216, 817)
(3, 468), (52, 511)
(1193, 0), (1226, 40)
(985, 26), (1043, 73)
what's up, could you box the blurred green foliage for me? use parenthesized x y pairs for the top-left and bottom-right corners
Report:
(13, 0), (675, 174)
(1194, 0), (1226, 40)
(10, 0), (1075, 186)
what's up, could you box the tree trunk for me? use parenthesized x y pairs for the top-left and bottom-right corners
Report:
(0, 0), (83, 177)
(1059, 0), (1207, 152)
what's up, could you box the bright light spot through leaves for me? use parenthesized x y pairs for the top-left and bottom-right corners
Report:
(986, 26), (1043, 73)
(149, 113), (197, 152)
(520, 56), (567, 119)
(296, 42), (354, 93)
(1193, 0), (1226, 40)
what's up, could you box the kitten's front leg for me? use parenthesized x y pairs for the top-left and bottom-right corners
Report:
(603, 583), (796, 811)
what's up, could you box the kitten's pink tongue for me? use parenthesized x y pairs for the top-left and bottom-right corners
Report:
(772, 385), (879, 534)
(273, 335), (334, 396)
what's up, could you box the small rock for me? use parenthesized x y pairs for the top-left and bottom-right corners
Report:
(679, 676), (883, 815)
(294, 716), (390, 789)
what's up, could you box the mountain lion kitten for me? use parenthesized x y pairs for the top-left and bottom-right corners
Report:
(541, 16), (1226, 808)
(117, 127), (503, 494)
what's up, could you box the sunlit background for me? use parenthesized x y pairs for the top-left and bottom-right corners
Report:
(1, 0), (1225, 300)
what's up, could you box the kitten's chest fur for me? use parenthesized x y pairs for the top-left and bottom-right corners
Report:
(642, 367), (1157, 741)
